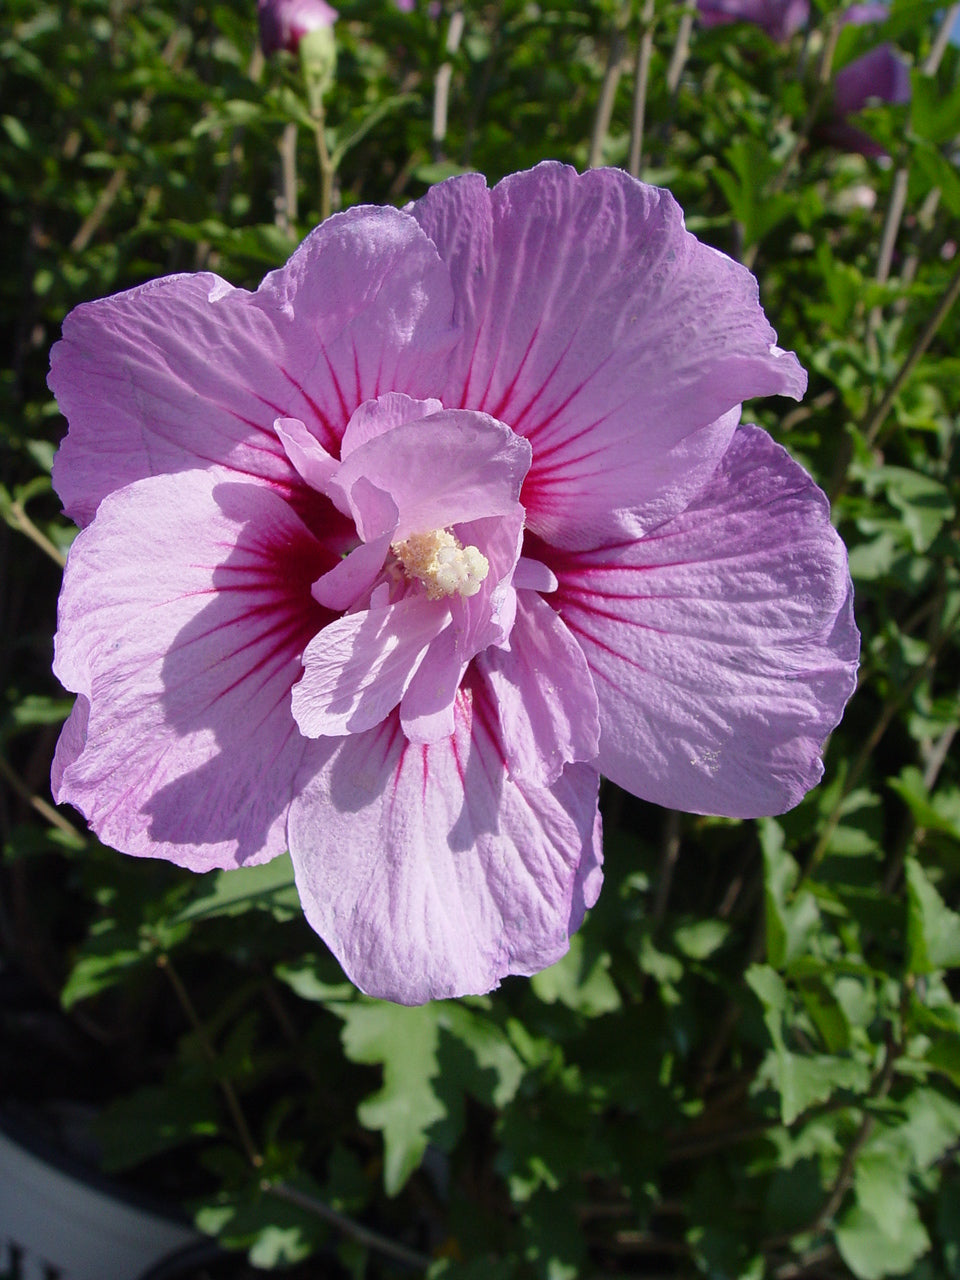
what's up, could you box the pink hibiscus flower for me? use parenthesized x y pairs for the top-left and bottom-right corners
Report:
(696, 0), (809, 42)
(830, 43), (911, 157)
(258, 0), (337, 56)
(49, 163), (859, 1004)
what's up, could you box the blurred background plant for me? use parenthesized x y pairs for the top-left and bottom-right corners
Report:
(2, 0), (960, 1276)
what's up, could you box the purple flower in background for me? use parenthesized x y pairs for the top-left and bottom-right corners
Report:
(48, 163), (859, 1004)
(258, 0), (337, 56)
(831, 43), (911, 155)
(840, 3), (889, 24)
(696, 0), (809, 41)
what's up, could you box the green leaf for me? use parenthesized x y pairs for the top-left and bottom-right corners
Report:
(95, 1083), (220, 1170)
(871, 466), (954, 554)
(339, 1002), (446, 1195)
(1, 693), (74, 742)
(924, 1034), (960, 1087)
(196, 1180), (327, 1265)
(835, 1200), (930, 1280)
(672, 919), (730, 960)
(910, 70), (960, 145)
(897, 1087), (960, 1169)
(637, 931), (683, 1000)
(774, 1052), (870, 1127)
(760, 819), (820, 969)
(61, 922), (151, 1007)
(847, 530), (901, 582)
(1, 114), (30, 148)
(330, 94), (417, 168)
(854, 1137), (914, 1238)
(911, 141), (960, 218)
(275, 955), (356, 1004)
(520, 1185), (586, 1280)
(748, 965), (868, 1123)
(889, 768), (960, 842)
(746, 962), (788, 1016)
(905, 858), (960, 974)
(530, 933), (621, 1016)
(441, 1003), (524, 1110)
(169, 854), (301, 926)
(713, 138), (794, 246)
(190, 98), (263, 137)
(336, 1000), (522, 1195)
(796, 974), (852, 1053)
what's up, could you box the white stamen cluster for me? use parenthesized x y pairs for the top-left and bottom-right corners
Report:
(392, 529), (490, 600)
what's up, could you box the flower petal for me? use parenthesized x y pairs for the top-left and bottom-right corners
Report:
(346, 476), (401, 543)
(513, 557), (558, 593)
(274, 416), (339, 492)
(292, 595), (449, 737)
(448, 512), (524, 657)
(52, 468), (329, 868)
(255, 205), (459, 432)
(310, 531), (393, 612)
(478, 591), (600, 786)
(399, 624), (465, 743)
(552, 425), (859, 817)
(340, 392), (443, 457)
(287, 680), (602, 1003)
(696, 0), (809, 41)
(411, 163), (806, 548)
(330, 409), (531, 541)
(50, 274), (298, 527)
(50, 208), (459, 527)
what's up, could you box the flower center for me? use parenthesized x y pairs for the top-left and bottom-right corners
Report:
(392, 529), (490, 601)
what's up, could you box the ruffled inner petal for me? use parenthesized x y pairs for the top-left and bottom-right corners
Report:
(311, 531), (393, 612)
(332, 409), (531, 540)
(478, 591), (600, 787)
(292, 594), (450, 737)
(340, 391), (444, 457)
(274, 415), (339, 493)
(448, 512), (524, 658)
(400, 624), (466, 743)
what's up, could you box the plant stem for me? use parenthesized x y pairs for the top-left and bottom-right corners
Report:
(862, 257), (960, 447)
(158, 952), (429, 1269)
(873, 166), (910, 293)
(0, 754), (81, 839)
(588, 4), (630, 169)
(70, 28), (189, 253)
(313, 108), (333, 223)
(432, 7), (464, 162)
(802, 604), (960, 884)
(263, 1181), (431, 1270)
(665, 8), (693, 95)
(741, 15), (841, 270)
(279, 119), (299, 231)
(866, 4), (958, 334)
(927, 2), (960, 76)
(156, 951), (264, 1169)
(651, 809), (681, 928)
(899, 185), (943, 296)
(4, 500), (66, 567)
(628, 0), (657, 178)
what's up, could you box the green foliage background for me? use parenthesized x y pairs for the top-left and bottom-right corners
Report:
(2, 0), (960, 1276)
